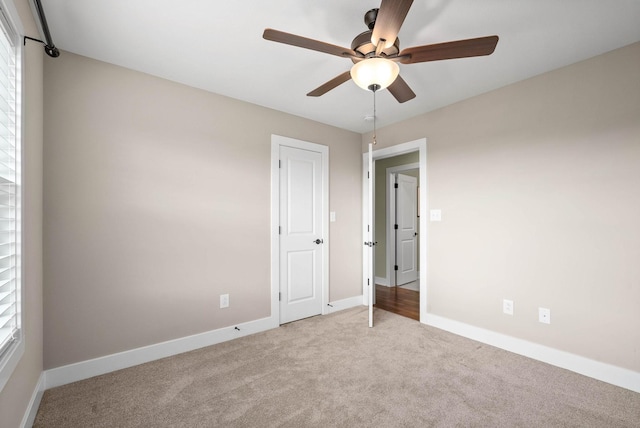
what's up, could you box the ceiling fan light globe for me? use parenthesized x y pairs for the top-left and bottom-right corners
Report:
(350, 58), (399, 91)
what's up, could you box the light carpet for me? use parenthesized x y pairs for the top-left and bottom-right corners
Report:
(34, 307), (640, 427)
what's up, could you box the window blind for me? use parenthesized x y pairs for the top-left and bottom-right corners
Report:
(0, 5), (18, 361)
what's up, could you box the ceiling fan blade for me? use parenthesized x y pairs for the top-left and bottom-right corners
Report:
(387, 75), (416, 103)
(399, 35), (499, 64)
(307, 71), (352, 97)
(372, 0), (414, 49)
(263, 28), (358, 58)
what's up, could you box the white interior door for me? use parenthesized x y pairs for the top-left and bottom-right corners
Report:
(396, 173), (418, 285)
(367, 143), (375, 327)
(280, 145), (324, 324)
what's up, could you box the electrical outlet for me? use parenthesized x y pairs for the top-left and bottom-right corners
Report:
(539, 307), (550, 324)
(220, 294), (229, 309)
(503, 299), (514, 315)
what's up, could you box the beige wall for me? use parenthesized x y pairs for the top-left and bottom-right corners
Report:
(364, 42), (640, 372)
(43, 52), (362, 369)
(0, 0), (44, 426)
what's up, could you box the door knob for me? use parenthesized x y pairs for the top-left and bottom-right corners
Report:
(313, 239), (324, 244)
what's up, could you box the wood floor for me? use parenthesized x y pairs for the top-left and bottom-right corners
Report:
(374, 284), (419, 321)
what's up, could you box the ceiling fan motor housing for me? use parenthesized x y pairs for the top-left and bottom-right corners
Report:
(353, 8), (400, 60)
(351, 31), (399, 60)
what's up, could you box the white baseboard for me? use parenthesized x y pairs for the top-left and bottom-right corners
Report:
(326, 295), (364, 314)
(375, 276), (390, 286)
(424, 313), (640, 393)
(45, 316), (277, 389)
(29, 306), (638, 425)
(43, 295), (366, 391)
(21, 372), (46, 428)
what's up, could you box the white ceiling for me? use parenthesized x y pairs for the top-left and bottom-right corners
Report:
(36, 0), (640, 133)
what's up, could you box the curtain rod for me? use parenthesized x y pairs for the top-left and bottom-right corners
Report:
(30, 0), (59, 57)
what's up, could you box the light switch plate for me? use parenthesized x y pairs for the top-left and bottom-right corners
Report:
(330, 211), (336, 222)
(430, 209), (442, 222)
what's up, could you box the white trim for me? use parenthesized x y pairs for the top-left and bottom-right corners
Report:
(0, 339), (24, 393)
(41, 290), (362, 392)
(45, 316), (275, 389)
(270, 140), (280, 325)
(385, 162), (419, 287)
(271, 135), (330, 324)
(20, 372), (45, 428)
(0, 0), (25, 395)
(426, 313), (640, 393)
(362, 150), (370, 307)
(326, 295), (365, 314)
(362, 139), (428, 323)
(374, 276), (389, 287)
(36, 307), (638, 404)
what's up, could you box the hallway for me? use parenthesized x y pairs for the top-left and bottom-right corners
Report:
(374, 284), (419, 321)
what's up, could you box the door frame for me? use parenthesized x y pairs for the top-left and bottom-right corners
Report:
(362, 138), (428, 323)
(386, 163), (419, 287)
(271, 135), (330, 326)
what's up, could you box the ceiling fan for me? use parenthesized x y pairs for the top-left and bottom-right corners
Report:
(263, 0), (499, 103)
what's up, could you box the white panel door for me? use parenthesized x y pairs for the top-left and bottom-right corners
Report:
(367, 144), (375, 327)
(280, 145), (324, 324)
(396, 173), (418, 285)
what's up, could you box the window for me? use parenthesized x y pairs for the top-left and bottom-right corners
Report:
(0, 0), (22, 393)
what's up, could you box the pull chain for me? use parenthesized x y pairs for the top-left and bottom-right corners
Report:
(372, 86), (377, 145)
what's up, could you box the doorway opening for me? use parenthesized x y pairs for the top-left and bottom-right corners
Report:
(362, 138), (427, 326)
(374, 153), (420, 320)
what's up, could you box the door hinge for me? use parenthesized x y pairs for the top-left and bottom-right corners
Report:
(394, 224), (398, 230)
(279, 160), (281, 168)
(368, 171), (370, 179)
(394, 183), (398, 188)
(279, 226), (281, 235)
(394, 265), (398, 271)
(279, 292), (281, 301)
(367, 278), (370, 285)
